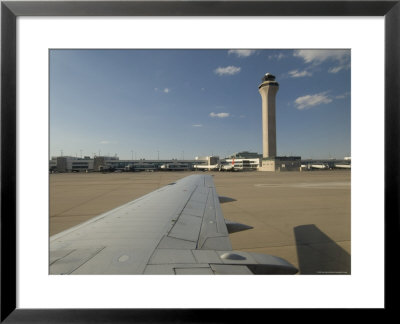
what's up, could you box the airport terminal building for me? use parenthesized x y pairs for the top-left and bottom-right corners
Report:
(50, 156), (94, 172)
(260, 156), (302, 172)
(224, 151), (262, 171)
(50, 154), (349, 173)
(50, 156), (208, 173)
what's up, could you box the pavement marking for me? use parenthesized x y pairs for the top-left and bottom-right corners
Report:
(254, 182), (350, 189)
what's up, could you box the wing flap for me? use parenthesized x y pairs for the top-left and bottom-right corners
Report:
(210, 264), (253, 275)
(144, 263), (212, 275)
(174, 267), (214, 275)
(192, 249), (221, 263)
(149, 249), (196, 265)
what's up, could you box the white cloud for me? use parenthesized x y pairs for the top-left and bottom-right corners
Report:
(268, 53), (286, 60)
(192, 124), (203, 127)
(328, 63), (350, 74)
(228, 49), (256, 57)
(293, 49), (350, 74)
(294, 93), (333, 110)
(335, 92), (350, 99)
(288, 69), (312, 78)
(209, 112), (230, 118)
(293, 49), (349, 64)
(99, 140), (119, 145)
(154, 87), (170, 93)
(214, 66), (241, 76)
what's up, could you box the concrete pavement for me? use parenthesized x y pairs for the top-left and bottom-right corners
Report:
(49, 170), (351, 274)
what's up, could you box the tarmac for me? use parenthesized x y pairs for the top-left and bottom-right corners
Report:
(49, 170), (351, 274)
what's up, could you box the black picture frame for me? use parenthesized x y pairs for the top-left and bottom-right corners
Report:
(1, 0), (399, 322)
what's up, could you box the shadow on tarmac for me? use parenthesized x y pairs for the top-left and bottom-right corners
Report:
(294, 224), (351, 275)
(219, 196), (237, 204)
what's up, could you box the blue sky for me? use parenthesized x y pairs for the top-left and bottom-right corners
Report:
(50, 49), (350, 160)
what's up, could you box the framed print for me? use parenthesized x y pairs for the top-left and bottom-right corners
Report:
(1, 0), (399, 321)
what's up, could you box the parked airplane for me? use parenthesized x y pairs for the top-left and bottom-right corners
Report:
(193, 163), (220, 171)
(160, 163), (189, 171)
(49, 174), (298, 275)
(219, 158), (235, 171)
(311, 164), (329, 169)
(334, 164), (351, 169)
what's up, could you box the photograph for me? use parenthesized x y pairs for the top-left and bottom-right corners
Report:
(49, 49), (351, 275)
(2, 0), (396, 319)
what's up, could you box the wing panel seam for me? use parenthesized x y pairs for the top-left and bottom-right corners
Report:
(49, 249), (75, 266)
(195, 188), (211, 249)
(147, 181), (202, 268)
(165, 184), (200, 237)
(67, 246), (106, 274)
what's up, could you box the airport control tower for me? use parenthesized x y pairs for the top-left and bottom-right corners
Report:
(258, 73), (301, 171)
(258, 73), (279, 158)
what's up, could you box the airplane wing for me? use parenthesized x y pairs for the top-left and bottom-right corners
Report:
(50, 174), (297, 275)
